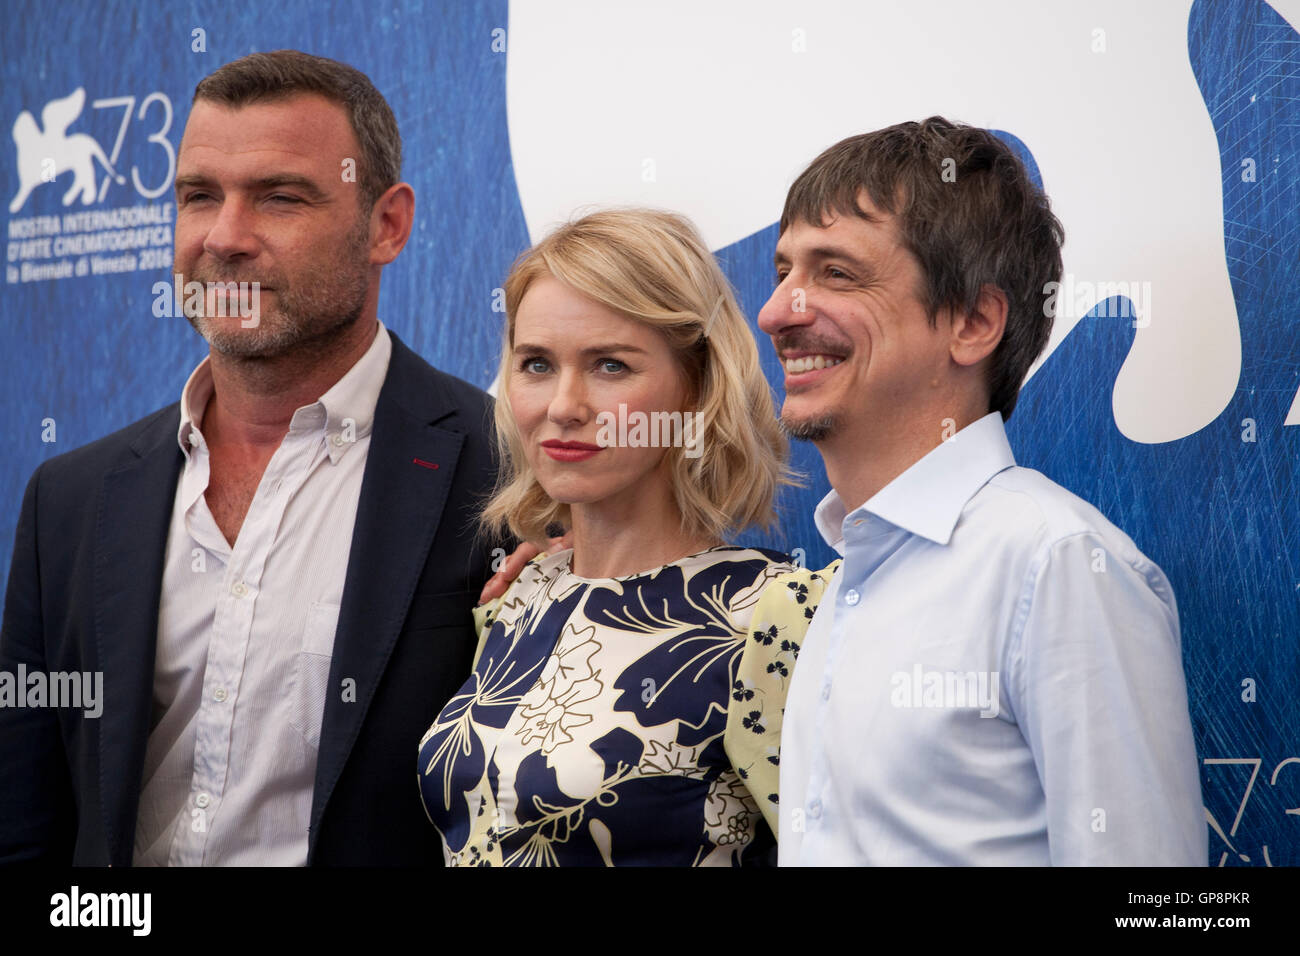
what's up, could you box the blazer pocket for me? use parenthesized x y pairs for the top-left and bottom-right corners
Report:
(289, 601), (340, 750)
(404, 591), (473, 632)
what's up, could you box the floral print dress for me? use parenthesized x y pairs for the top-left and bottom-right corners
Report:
(417, 546), (832, 866)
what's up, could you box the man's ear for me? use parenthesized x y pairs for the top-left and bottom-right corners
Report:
(368, 182), (415, 265)
(950, 283), (1008, 368)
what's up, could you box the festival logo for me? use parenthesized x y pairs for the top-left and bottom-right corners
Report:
(8, 88), (125, 213)
(6, 86), (176, 285)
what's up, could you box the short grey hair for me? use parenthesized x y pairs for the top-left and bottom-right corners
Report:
(193, 49), (401, 212)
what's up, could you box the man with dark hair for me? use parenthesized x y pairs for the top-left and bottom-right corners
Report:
(757, 117), (1204, 865)
(0, 50), (498, 865)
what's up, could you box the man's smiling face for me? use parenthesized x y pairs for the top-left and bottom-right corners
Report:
(172, 93), (374, 359)
(756, 194), (953, 443)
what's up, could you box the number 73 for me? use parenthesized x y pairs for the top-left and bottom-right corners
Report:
(1203, 756), (1299, 866)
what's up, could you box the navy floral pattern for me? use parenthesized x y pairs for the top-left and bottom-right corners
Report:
(417, 546), (800, 866)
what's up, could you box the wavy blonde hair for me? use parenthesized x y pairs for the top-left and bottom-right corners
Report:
(482, 208), (794, 545)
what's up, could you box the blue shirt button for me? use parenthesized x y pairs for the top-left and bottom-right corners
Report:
(808, 798), (823, 818)
(821, 682), (831, 701)
(844, 588), (860, 606)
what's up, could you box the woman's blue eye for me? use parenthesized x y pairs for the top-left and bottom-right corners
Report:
(599, 359), (626, 374)
(521, 357), (550, 374)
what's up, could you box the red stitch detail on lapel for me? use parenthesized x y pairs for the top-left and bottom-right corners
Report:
(413, 458), (439, 470)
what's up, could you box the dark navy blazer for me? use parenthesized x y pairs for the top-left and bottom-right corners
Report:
(0, 331), (500, 865)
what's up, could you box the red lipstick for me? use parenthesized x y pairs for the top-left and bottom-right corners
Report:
(541, 439), (603, 462)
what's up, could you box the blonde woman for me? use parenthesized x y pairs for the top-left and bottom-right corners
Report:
(417, 209), (831, 866)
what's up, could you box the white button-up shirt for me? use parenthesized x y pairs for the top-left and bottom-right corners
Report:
(133, 323), (392, 866)
(779, 412), (1205, 865)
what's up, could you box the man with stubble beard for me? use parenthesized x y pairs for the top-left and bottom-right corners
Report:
(0, 50), (500, 866)
(756, 119), (1205, 865)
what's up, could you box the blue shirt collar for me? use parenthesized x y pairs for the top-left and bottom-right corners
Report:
(814, 412), (1017, 553)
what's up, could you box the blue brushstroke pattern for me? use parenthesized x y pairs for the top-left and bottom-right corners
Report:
(0, 0), (1294, 864)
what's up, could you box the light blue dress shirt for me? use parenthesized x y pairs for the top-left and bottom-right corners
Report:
(778, 412), (1206, 865)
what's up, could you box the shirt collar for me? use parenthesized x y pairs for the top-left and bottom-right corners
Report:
(176, 360), (214, 460)
(813, 411), (1017, 552)
(176, 321), (393, 464)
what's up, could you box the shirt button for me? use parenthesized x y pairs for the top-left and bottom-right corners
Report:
(844, 588), (860, 606)
(231, 581), (248, 598)
(195, 793), (211, 809)
(213, 688), (227, 702)
(821, 682), (831, 701)
(274, 479), (283, 493)
(331, 433), (346, 446)
(808, 798), (822, 819)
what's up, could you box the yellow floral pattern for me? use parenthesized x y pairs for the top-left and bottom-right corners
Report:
(723, 560), (840, 837)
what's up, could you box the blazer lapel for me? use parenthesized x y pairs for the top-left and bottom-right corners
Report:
(309, 334), (466, 839)
(93, 409), (183, 866)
